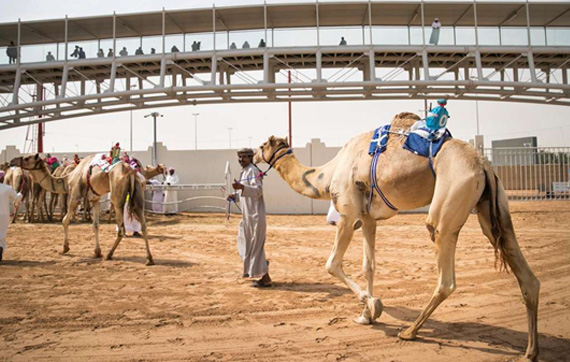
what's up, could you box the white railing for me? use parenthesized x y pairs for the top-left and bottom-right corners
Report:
(483, 147), (570, 201)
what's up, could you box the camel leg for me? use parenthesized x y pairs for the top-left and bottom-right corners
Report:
(106, 202), (125, 261)
(136, 207), (154, 266)
(62, 196), (81, 254)
(355, 216), (382, 324)
(91, 199), (102, 258)
(476, 199), (539, 361)
(399, 178), (478, 340)
(325, 201), (380, 321)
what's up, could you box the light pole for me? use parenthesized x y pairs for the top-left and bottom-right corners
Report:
(144, 112), (164, 166)
(475, 99), (480, 135)
(192, 112), (200, 150)
(228, 127), (233, 149)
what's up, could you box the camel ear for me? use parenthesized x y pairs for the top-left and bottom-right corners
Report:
(34, 154), (40, 160)
(285, 136), (289, 146)
(269, 135), (276, 145)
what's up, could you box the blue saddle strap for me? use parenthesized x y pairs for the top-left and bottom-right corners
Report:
(367, 150), (398, 213)
(428, 140), (436, 178)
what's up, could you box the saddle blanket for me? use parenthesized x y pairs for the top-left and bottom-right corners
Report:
(368, 124), (391, 155)
(403, 126), (452, 158)
(90, 153), (121, 173)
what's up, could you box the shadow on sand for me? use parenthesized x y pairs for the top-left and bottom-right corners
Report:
(0, 259), (57, 267)
(267, 281), (351, 298)
(369, 305), (570, 361)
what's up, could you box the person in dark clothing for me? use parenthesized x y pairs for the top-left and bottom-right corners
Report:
(6, 41), (18, 64)
(78, 47), (86, 59)
(70, 45), (80, 58)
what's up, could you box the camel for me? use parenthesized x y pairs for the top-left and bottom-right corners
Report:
(254, 112), (539, 361)
(48, 164), (69, 220)
(10, 154), (163, 265)
(3, 166), (31, 223)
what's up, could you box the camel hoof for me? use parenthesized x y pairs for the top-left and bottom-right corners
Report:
(398, 327), (416, 341)
(368, 298), (383, 320)
(94, 251), (102, 259)
(105, 254), (113, 261)
(145, 259), (155, 266)
(353, 315), (373, 325)
(62, 245), (70, 254)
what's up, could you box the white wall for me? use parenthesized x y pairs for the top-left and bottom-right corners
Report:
(1, 139), (341, 214)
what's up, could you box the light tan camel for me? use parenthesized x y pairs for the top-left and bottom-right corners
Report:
(255, 112), (540, 361)
(48, 164), (68, 220)
(3, 166), (31, 223)
(10, 154), (157, 265)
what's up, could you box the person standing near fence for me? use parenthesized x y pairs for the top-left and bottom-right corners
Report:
(227, 148), (272, 288)
(164, 167), (179, 215)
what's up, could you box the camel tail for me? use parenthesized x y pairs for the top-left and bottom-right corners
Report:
(127, 171), (137, 220)
(476, 160), (512, 272)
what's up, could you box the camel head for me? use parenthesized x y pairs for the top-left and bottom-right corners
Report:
(254, 136), (290, 165)
(10, 153), (45, 170)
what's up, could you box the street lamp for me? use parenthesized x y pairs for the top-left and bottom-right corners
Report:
(228, 127), (233, 149)
(192, 112), (200, 150)
(144, 112), (164, 166)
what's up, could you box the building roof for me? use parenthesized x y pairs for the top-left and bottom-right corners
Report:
(1, 1), (569, 47)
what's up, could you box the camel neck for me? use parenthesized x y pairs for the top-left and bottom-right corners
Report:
(141, 167), (161, 180)
(273, 153), (335, 200)
(30, 165), (68, 193)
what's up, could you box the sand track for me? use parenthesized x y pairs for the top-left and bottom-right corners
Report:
(1, 201), (569, 361)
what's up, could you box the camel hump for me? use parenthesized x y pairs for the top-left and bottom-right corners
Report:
(391, 112), (421, 131)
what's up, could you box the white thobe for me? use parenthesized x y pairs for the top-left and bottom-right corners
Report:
(123, 172), (145, 234)
(236, 164), (268, 278)
(164, 173), (179, 214)
(0, 183), (21, 251)
(148, 179), (164, 213)
(326, 201), (340, 225)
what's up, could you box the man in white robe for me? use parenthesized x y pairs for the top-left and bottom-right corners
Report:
(228, 148), (271, 287)
(164, 167), (179, 215)
(148, 178), (164, 213)
(0, 172), (23, 262)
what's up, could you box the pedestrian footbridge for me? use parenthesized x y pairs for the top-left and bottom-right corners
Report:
(1, 1), (569, 130)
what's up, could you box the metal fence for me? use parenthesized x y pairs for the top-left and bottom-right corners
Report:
(483, 147), (570, 201)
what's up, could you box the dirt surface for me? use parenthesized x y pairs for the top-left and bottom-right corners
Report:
(1, 201), (569, 361)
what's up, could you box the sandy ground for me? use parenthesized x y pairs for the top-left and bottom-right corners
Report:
(0, 201), (569, 362)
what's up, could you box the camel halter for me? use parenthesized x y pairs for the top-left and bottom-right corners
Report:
(259, 145), (293, 177)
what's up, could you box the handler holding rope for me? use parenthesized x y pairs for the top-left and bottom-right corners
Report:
(227, 148), (272, 288)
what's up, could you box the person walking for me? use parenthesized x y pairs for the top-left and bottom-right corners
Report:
(0, 176), (23, 262)
(227, 148), (272, 288)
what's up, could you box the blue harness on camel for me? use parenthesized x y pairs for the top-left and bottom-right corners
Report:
(367, 124), (452, 212)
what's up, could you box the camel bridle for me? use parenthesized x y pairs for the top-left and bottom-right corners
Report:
(258, 144), (293, 176)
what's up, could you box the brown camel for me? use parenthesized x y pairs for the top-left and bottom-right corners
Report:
(10, 154), (155, 265)
(254, 112), (539, 361)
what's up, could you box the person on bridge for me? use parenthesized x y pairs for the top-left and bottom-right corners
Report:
(430, 18), (441, 45)
(258, 39), (266, 48)
(6, 41), (18, 64)
(150, 48), (156, 54)
(191, 41), (198, 51)
(119, 47), (128, 57)
(242, 41), (250, 49)
(0, 176), (23, 262)
(70, 45), (80, 58)
(171, 45), (180, 53)
(164, 167), (179, 215)
(46, 51), (55, 62)
(97, 48), (104, 58)
(229, 42), (237, 50)
(107, 48), (114, 57)
(339, 37), (347, 46)
(78, 48), (86, 59)
(227, 148), (272, 288)
(135, 46), (144, 55)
